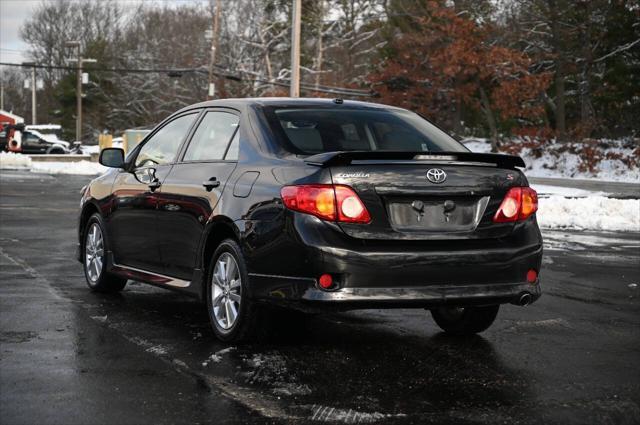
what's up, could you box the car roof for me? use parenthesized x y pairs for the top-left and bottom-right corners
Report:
(180, 97), (406, 113)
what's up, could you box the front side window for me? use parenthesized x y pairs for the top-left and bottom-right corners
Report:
(135, 113), (197, 167)
(265, 107), (466, 154)
(183, 111), (239, 161)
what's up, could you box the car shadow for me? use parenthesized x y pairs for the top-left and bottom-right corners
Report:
(80, 287), (537, 422)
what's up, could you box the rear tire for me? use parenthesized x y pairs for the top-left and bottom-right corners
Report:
(431, 305), (499, 335)
(206, 239), (264, 342)
(82, 213), (127, 293)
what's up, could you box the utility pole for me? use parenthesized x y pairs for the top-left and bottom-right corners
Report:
(207, 0), (221, 100)
(66, 41), (96, 142)
(30, 65), (36, 124)
(21, 62), (37, 124)
(290, 0), (301, 97)
(0, 67), (4, 111)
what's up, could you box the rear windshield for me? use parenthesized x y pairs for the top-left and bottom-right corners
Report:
(265, 107), (467, 154)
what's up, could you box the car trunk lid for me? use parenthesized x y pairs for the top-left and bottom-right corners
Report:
(305, 151), (528, 240)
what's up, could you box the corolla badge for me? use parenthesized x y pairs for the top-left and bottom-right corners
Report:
(337, 172), (370, 179)
(426, 168), (447, 184)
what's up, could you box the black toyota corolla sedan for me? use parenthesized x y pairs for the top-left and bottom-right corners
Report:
(76, 98), (542, 341)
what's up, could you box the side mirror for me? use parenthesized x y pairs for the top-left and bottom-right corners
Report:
(99, 147), (125, 168)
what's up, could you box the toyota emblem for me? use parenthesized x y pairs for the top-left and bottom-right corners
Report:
(426, 168), (447, 184)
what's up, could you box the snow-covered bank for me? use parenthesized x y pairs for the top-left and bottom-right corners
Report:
(0, 152), (106, 175)
(463, 137), (640, 183)
(537, 196), (639, 232)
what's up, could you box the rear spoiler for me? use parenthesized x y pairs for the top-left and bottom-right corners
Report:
(304, 151), (526, 169)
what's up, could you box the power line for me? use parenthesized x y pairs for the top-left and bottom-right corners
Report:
(0, 61), (374, 97)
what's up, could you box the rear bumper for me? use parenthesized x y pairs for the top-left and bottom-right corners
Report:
(244, 213), (543, 310)
(249, 274), (540, 311)
(303, 281), (541, 309)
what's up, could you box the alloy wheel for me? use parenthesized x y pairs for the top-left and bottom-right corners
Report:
(85, 223), (104, 282)
(211, 252), (242, 330)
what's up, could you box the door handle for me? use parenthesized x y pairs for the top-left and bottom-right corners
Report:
(202, 177), (220, 191)
(148, 179), (161, 192)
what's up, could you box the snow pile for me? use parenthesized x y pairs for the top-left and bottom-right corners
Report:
(80, 139), (124, 155)
(538, 196), (640, 232)
(80, 145), (100, 155)
(0, 152), (105, 175)
(462, 137), (640, 182)
(0, 152), (32, 170)
(31, 160), (107, 175)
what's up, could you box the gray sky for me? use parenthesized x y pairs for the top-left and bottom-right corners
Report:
(0, 0), (39, 63)
(0, 0), (210, 63)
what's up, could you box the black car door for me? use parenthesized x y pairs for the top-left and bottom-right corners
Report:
(21, 132), (45, 154)
(155, 109), (240, 280)
(107, 111), (200, 273)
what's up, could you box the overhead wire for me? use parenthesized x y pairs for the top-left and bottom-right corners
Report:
(0, 61), (374, 97)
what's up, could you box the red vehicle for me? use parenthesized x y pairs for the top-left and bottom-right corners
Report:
(0, 110), (25, 152)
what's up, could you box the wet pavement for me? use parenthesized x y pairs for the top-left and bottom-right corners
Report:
(1, 171), (639, 424)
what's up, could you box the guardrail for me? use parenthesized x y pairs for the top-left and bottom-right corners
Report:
(27, 154), (97, 162)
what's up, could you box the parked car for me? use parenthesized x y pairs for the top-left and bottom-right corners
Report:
(76, 98), (542, 341)
(8, 129), (70, 154)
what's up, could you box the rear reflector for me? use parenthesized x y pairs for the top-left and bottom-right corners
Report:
(493, 187), (538, 223)
(318, 274), (333, 289)
(281, 184), (371, 224)
(526, 269), (538, 283)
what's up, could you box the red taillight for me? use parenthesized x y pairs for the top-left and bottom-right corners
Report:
(280, 185), (336, 221)
(493, 187), (538, 223)
(281, 184), (371, 224)
(526, 269), (538, 283)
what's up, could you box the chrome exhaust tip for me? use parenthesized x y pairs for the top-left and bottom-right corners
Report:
(518, 293), (532, 306)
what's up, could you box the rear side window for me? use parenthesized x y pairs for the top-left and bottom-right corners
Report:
(224, 130), (240, 160)
(135, 113), (197, 167)
(266, 108), (466, 154)
(183, 111), (239, 161)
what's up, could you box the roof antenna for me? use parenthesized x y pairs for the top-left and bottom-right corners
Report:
(333, 98), (344, 104)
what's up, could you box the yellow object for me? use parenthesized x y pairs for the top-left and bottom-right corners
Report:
(98, 134), (113, 151)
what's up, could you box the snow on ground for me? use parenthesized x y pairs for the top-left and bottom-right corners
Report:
(80, 140), (123, 155)
(31, 160), (107, 175)
(0, 152), (106, 175)
(0, 152), (31, 170)
(528, 183), (638, 232)
(530, 184), (599, 197)
(462, 137), (640, 183)
(537, 195), (639, 232)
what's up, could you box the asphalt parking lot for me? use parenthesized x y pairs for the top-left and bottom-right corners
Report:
(1, 171), (639, 425)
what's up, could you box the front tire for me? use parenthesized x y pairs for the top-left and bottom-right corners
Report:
(431, 305), (500, 335)
(82, 213), (127, 293)
(206, 239), (263, 342)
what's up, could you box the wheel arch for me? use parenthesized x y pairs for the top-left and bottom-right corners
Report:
(198, 216), (241, 300)
(79, 201), (101, 245)
(46, 145), (67, 154)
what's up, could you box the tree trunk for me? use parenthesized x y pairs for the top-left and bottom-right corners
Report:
(479, 86), (499, 152)
(452, 98), (463, 137)
(555, 68), (566, 141)
(579, 1), (595, 137)
(549, 0), (567, 142)
(315, 7), (324, 90)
